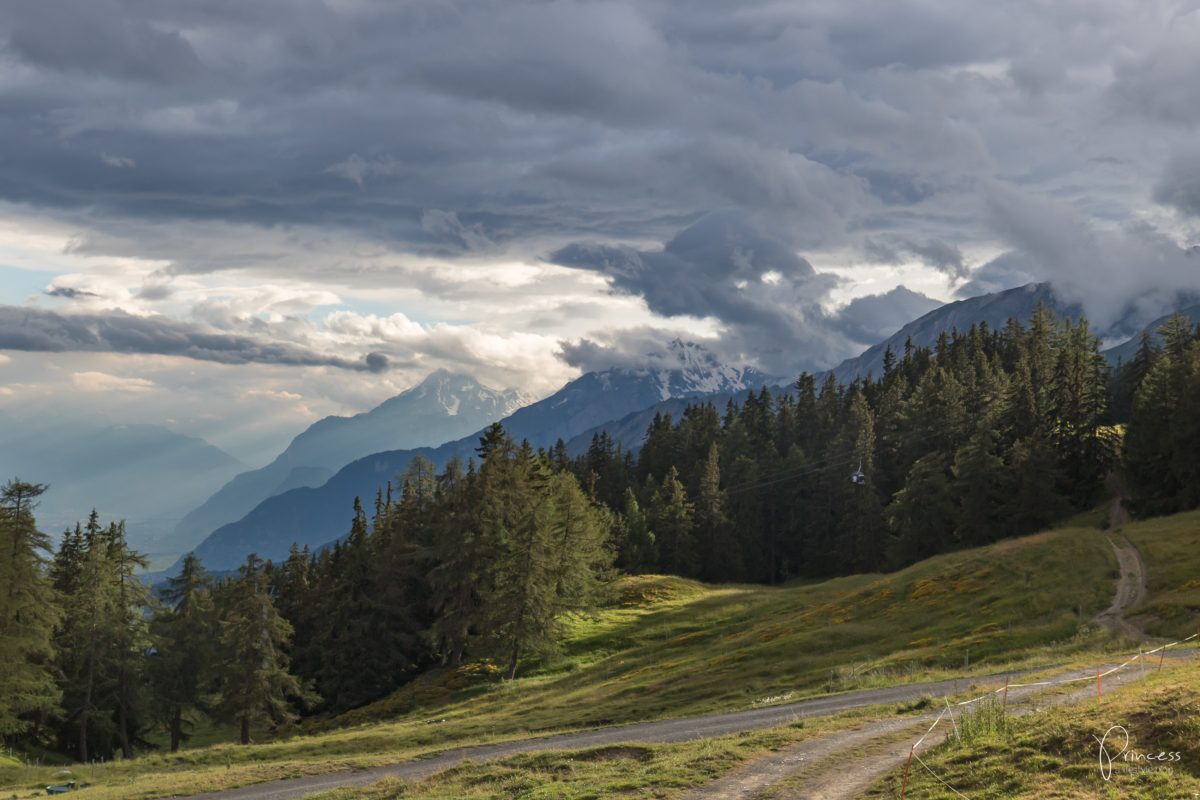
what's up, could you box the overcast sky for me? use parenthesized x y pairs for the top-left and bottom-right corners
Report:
(2, 0), (1199, 464)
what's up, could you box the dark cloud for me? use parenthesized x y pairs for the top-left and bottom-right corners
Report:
(0, 0), (1198, 379)
(832, 287), (943, 345)
(550, 212), (839, 367)
(5, 0), (203, 84)
(45, 286), (100, 299)
(0, 306), (390, 372)
(956, 251), (1042, 298)
(1154, 145), (1200, 218)
(551, 213), (953, 372)
(863, 236), (968, 278)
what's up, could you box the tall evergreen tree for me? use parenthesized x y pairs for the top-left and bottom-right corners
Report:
(148, 553), (215, 751)
(217, 554), (312, 745)
(648, 467), (696, 577)
(0, 480), (61, 739)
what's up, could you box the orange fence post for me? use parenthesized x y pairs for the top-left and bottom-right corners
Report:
(901, 746), (915, 800)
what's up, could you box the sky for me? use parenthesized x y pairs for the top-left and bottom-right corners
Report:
(1, 0), (1199, 464)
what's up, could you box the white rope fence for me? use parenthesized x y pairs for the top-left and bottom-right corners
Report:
(898, 631), (1200, 799)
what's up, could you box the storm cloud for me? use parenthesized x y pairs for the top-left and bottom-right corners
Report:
(0, 306), (390, 373)
(3, 0), (1200, 460)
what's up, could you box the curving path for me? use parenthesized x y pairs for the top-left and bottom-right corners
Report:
(161, 671), (1031, 800)
(1093, 534), (1153, 641)
(162, 522), (1165, 800)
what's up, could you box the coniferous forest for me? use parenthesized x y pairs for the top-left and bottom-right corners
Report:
(4, 305), (1200, 758)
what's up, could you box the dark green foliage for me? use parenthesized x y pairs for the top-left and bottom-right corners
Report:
(1124, 313), (1200, 515)
(547, 302), (1111, 582)
(216, 554), (312, 744)
(0, 480), (61, 739)
(148, 553), (216, 751)
(52, 511), (152, 761)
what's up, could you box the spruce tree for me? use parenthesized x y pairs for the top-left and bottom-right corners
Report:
(0, 480), (61, 738)
(148, 553), (216, 751)
(648, 467), (696, 577)
(217, 554), (312, 745)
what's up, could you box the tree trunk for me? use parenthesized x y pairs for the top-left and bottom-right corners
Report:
(170, 705), (182, 752)
(117, 671), (132, 758)
(79, 655), (94, 763)
(506, 641), (520, 681)
(240, 714), (250, 745)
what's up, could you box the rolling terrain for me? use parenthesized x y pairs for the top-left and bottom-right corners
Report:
(6, 508), (1198, 799)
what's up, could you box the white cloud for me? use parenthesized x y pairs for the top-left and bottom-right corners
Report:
(71, 371), (158, 393)
(100, 152), (136, 168)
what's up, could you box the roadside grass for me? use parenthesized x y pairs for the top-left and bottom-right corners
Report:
(299, 708), (916, 800)
(867, 656), (1200, 799)
(1122, 509), (1200, 639)
(0, 522), (1146, 798)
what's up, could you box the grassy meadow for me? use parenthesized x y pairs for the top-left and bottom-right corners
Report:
(866, 655), (1200, 799)
(2, 510), (1198, 799)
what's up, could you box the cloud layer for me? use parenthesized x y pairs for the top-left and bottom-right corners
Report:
(2, 0), (1200, 459)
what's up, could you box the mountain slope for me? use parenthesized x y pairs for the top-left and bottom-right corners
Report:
(0, 420), (245, 559)
(830, 282), (1077, 382)
(171, 370), (529, 551)
(1102, 303), (1200, 365)
(185, 344), (776, 571)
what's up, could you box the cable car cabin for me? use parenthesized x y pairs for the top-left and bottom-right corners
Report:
(850, 463), (865, 485)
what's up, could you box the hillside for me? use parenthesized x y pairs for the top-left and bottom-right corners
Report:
(1103, 303), (1200, 365)
(12, 510), (1198, 799)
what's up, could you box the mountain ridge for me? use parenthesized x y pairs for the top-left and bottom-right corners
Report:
(170, 370), (531, 553)
(180, 346), (777, 571)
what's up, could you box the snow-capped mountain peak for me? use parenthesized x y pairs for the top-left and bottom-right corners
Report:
(603, 339), (776, 400)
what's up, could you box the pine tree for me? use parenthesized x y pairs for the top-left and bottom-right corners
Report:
(102, 521), (150, 758)
(56, 511), (120, 762)
(148, 553), (216, 751)
(487, 444), (557, 679)
(546, 472), (612, 615)
(0, 480), (61, 738)
(888, 453), (956, 564)
(648, 467), (696, 577)
(429, 459), (493, 667)
(952, 416), (1011, 546)
(217, 554), (313, 744)
(615, 489), (657, 573)
(694, 443), (739, 581)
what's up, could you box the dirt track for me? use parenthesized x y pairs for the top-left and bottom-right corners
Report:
(679, 660), (1162, 800)
(163, 671), (1033, 800)
(164, 524), (1165, 800)
(1094, 534), (1152, 641)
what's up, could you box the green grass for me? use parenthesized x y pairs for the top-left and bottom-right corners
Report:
(867, 657), (1200, 799)
(1123, 509), (1200, 639)
(300, 709), (908, 800)
(0, 519), (1171, 799)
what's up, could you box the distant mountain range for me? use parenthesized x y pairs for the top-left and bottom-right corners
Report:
(149, 282), (1200, 575)
(1102, 304), (1200, 365)
(170, 370), (530, 552)
(0, 421), (245, 562)
(180, 341), (777, 571)
(830, 282), (1077, 382)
